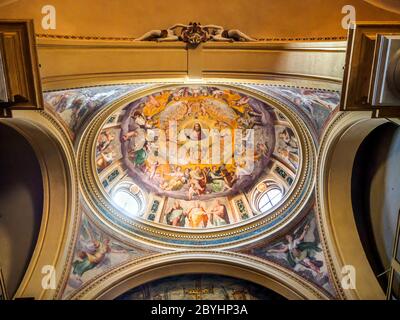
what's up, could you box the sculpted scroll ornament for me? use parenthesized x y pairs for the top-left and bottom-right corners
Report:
(135, 22), (257, 46)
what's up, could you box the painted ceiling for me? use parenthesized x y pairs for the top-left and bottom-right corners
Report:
(95, 86), (300, 229)
(116, 274), (286, 300)
(43, 81), (342, 300)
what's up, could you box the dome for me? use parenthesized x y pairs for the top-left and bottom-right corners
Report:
(78, 84), (314, 247)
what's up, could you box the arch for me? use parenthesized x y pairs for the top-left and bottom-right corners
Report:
(0, 110), (78, 300)
(352, 122), (400, 286)
(67, 252), (329, 300)
(0, 123), (43, 299)
(316, 111), (389, 300)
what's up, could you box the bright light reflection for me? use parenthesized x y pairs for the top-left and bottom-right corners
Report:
(113, 190), (140, 218)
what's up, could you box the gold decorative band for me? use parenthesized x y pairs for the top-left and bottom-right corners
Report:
(35, 33), (348, 42)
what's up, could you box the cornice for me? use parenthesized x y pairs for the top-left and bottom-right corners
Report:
(36, 33), (347, 43)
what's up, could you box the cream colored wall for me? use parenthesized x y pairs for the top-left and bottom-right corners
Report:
(0, 0), (399, 39)
(365, 0), (400, 14)
(2, 0), (397, 92)
(36, 40), (346, 91)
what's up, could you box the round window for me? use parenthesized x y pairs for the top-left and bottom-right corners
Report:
(257, 188), (284, 214)
(112, 189), (143, 218)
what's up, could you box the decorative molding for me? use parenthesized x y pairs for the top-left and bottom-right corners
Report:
(35, 36), (346, 90)
(36, 33), (347, 43)
(314, 112), (349, 300)
(257, 36), (347, 42)
(0, 20), (43, 116)
(340, 23), (400, 114)
(134, 23), (257, 46)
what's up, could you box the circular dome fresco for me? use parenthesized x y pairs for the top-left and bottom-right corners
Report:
(79, 84), (316, 246)
(89, 85), (305, 234)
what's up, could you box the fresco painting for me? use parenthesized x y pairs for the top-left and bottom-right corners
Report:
(94, 86), (301, 229)
(96, 127), (123, 174)
(275, 126), (300, 170)
(244, 210), (336, 297)
(116, 274), (286, 300)
(44, 84), (148, 139)
(64, 213), (155, 298)
(249, 85), (340, 134)
(40, 84), (343, 300)
(42, 85), (339, 233)
(119, 86), (278, 201)
(163, 197), (232, 228)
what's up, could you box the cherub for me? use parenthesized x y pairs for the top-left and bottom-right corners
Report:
(268, 224), (323, 275)
(69, 222), (130, 288)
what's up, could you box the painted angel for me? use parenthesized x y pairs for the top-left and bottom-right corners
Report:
(69, 222), (131, 288)
(267, 222), (323, 275)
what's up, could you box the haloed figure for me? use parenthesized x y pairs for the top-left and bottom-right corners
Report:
(187, 122), (204, 141)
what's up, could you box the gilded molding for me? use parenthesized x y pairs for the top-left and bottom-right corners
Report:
(35, 110), (81, 300)
(36, 33), (347, 43)
(314, 112), (347, 299)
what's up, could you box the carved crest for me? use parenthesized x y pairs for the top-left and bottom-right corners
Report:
(135, 22), (257, 46)
(181, 22), (209, 46)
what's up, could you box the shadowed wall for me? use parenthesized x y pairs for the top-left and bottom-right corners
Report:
(0, 124), (43, 298)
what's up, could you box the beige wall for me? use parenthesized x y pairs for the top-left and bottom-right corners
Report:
(0, 0), (399, 39)
(365, 0), (400, 14)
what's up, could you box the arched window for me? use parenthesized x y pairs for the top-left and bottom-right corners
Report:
(256, 187), (284, 214)
(112, 184), (145, 218)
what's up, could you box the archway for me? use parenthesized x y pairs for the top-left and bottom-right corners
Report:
(352, 121), (400, 294)
(0, 110), (78, 300)
(0, 123), (43, 299)
(316, 112), (393, 300)
(67, 252), (330, 300)
(115, 274), (286, 300)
